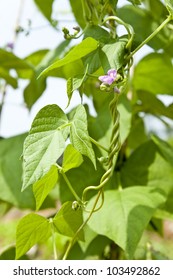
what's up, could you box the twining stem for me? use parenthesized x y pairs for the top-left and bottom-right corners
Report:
(89, 136), (109, 153)
(50, 218), (58, 260)
(102, 16), (134, 39)
(62, 190), (102, 260)
(82, 94), (120, 203)
(102, 15), (134, 50)
(127, 15), (172, 60)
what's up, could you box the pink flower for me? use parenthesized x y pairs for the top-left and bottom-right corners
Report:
(99, 69), (117, 85)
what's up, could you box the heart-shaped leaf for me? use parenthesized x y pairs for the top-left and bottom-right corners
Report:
(87, 187), (166, 258)
(16, 213), (51, 259)
(22, 104), (69, 190)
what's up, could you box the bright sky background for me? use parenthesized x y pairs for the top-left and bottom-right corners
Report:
(0, 0), (79, 137)
(1, 0), (168, 138)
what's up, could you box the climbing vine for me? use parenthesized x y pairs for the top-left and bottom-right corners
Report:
(1, 0), (173, 260)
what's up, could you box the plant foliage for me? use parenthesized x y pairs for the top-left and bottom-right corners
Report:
(1, 0), (173, 260)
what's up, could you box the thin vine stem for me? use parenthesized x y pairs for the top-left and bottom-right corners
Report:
(60, 169), (82, 203)
(102, 15), (134, 50)
(127, 15), (172, 60)
(50, 218), (58, 260)
(62, 189), (102, 260)
(89, 136), (109, 153)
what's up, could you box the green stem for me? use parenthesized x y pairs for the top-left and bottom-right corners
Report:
(89, 136), (109, 153)
(57, 122), (71, 131)
(102, 16), (134, 39)
(61, 170), (82, 203)
(50, 218), (58, 260)
(127, 15), (172, 60)
(62, 190), (102, 260)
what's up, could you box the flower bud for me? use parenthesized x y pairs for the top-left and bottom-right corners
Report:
(73, 26), (80, 32)
(72, 201), (80, 211)
(62, 27), (70, 35)
(100, 83), (111, 92)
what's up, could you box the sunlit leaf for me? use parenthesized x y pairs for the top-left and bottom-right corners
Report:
(62, 144), (83, 173)
(16, 213), (51, 259)
(70, 105), (96, 168)
(151, 135), (173, 166)
(39, 38), (98, 78)
(53, 201), (84, 241)
(0, 49), (32, 70)
(33, 165), (58, 210)
(87, 187), (166, 258)
(133, 53), (173, 95)
(0, 67), (17, 88)
(22, 105), (69, 190)
(34, 0), (54, 22)
(136, 91), (173, 119)
(66, 65), (88, 107)
(100, 38), (127, 72)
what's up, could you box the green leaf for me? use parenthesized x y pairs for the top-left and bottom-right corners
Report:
(148, 0), (168, 21)
(0, 49), (32, 71)
(0, 246), (29, 260)
(36, 40), (71, 75)
(59, 158), (104, 203)
(120, 140), (173, 195)
(84, 25), (111, 44)
(0, 134), (35, 209)
(87, 187), (166, 258)
(154, 209), (173, 221)
(34, 0), (54, 21)
(25, 49), (49, 67)
(22, 105), (69, 190)
(39, 38), (98, 78)
(83, 49), (101, 74)
(16, 50), (48, 79)
(117, 5), (168, 50)
(136, 91), (173, 119)
(118, 94), (132, 143)
(66, 66), (88, 107)
(127, 0), (142, 5)
(33, 165), (58, 211)
(133, 53), (173, 95)
(0, 67), (17, 88)
(128, 116), (147, 150)
(151, 135), (173, 166)
(16, 213), (51, 259)
(69, 0), (86, 28)
(62, 144), (83, 173)
(70, 105), (96, 168)
(24, 74), (46, 109)
(53, 201), (84, 241)
(99, 39), (127, 72)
